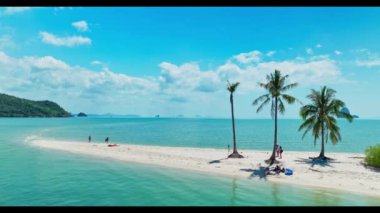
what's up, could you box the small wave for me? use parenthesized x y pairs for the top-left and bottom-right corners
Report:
(24, 135), (41, 143)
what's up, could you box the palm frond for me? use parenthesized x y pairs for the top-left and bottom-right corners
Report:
(256, 97), (271, 113)
(281, 94), (302, 105)
(253, 70), (299, 118)
(299, 105), (318, 119)
(252, 94), (270, 106)
(258, 82), (267, 89)
(300, 85), (353, 150)
(301, 124), (314, 140)
(299, 116), (316, 131)
(278, 98), (285, 115)
(339, 111), (353, 122)
(227, 81), (240, 93)
(281, 83), (298, 92)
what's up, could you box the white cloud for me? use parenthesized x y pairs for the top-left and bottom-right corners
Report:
(91, 60), (104, 66)
(0, 51), (159, 113)
(233, 50), (262, 63)
(0, 50), (350, 116)
(0, 52), (12, 64)
(358, 48), (369, 53)
(315, 44), (322, 48)
(158, 62), (222, 94)
(40, 31), (91, 47)
(23, 56), (70, 70)
(2, 7), (31, 15)
(217, 55), (348, 93)
(334, 50), (342, 55)
(355, 49), (380, 67)
(356, 59), (380, 67)
(306, 48), (313, 55)
(254, 58), (345, 85)
(72, 20), (89, 32)
(310, 55), (330, 61)
(0, 35), (16, 49)
(266, 51), (276, 57)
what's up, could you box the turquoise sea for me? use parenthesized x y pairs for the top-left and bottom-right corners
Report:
(0, 118), (379, 206)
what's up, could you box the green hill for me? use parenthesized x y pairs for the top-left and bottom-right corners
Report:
(0, 93), (71, 117)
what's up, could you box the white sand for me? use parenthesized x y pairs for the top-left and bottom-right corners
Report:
(29, 140), (380, 198)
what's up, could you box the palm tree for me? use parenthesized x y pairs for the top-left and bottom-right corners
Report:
(253, 70), (299, 165)
(227, 81), (243, 158)
(299, 86), (353, 160)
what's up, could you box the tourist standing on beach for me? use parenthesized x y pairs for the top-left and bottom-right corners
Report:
(105, 137), (109, 144)
(275, 144), (279, 157)
(88, 136), (91, 143)
(279, 146), (283, 159)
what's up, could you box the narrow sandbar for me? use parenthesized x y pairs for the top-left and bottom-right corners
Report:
(29, 140), (380, 198)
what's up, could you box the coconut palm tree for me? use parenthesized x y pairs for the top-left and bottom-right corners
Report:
(299, 86), (353, 160)
(253, 70), (299, 165)
(227, 81), (243, 158)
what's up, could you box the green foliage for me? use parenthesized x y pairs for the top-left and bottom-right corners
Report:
(365, 145), (380, 168)
(299, 86), (353, 147)
(227, 81), (240, 93)
(77, 112), (87, 117)
(252, 69), (300, 117)
(0, 93), (71, 117)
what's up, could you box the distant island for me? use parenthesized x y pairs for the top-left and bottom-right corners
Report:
(338, 107), (359, 118)
(86, 114), (141, 118)
(0, 93), (71, 117)
(77, 112), (87, 117)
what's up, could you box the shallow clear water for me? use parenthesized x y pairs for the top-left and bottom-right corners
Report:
(0, 118), (379, 206)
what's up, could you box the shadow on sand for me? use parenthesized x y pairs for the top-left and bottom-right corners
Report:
(361, 162), (380, 172)
(240, 166), (268, 180)
(208, 158), (228, 164)
(294, 157), (340, 168)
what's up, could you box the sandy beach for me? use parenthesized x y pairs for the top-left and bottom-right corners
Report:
(29, 140), (380, 198)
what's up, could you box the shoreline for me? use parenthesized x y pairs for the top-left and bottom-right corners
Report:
(28, 140), (380, 198)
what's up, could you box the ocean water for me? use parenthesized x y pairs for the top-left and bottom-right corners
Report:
(0, 117), (379, 206)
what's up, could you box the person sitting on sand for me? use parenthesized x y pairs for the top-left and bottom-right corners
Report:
(265, 167), (273, 176)
(272, 165), (283, 175)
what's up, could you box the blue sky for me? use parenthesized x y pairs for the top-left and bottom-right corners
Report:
(1, 7), (380, 118)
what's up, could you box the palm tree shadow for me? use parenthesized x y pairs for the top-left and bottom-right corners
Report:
(294, 157), (340, 168)
(361, 162), (380, 172)
(208, 158), (228, 164)
(240, 166), (268, 180)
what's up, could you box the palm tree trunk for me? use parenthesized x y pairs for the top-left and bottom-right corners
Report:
(267, 97), (277, 164)
(319, 124), (326, 159)
(229, 93), (243, 158)
(231, 94), (237, 153)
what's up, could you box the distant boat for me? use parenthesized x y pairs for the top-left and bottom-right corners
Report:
(155, 114), (160, 118)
